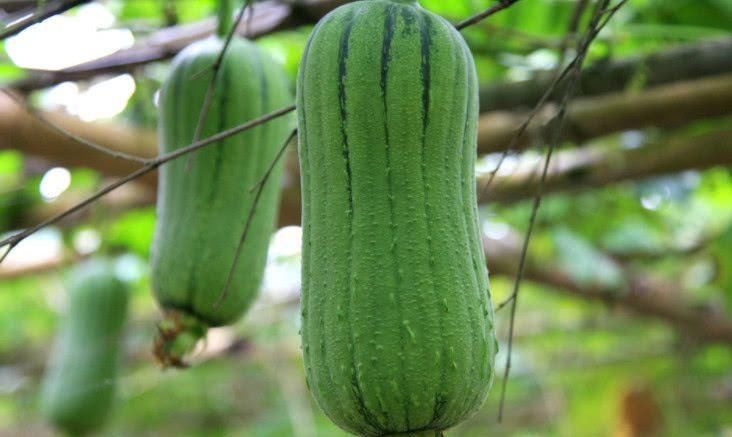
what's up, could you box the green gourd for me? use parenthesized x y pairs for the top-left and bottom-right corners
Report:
(150, 36), (294, 367)
(40, 260), (129, 436)
(297, 1), (497, 435)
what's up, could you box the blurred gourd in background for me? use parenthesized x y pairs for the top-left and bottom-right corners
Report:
(40, 259), (129, 436)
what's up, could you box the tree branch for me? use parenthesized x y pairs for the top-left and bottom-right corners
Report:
(477, 72), (732, 154)
(484, 232), (732, 345)
(10, 0), (352, 92)
(0, 91), (158, 180)
(0, 0), (91, 40)
(0, 104), (296, 254)
(479, 127), (732, 204)
(1, 89), (148, 163)
(455, 0), (522, 31)
(3, 100), (731, 230)
(479, 36), (732, 112)
(6, 72), (731, 185)
(0, 253), (69, 279)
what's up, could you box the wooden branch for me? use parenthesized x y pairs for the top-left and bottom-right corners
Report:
(8, 5), (732, 107)
(7, 71), (732, 177)
(7, 72), (729, 183)
(0, 0), (91, 40)
(0, 250), (93, 279)
(479, 37), (732, 112)
(477, 72), (732, 154)
(0, 92), (157, 182)
(0, 91), (300, 228)
(483, 232), (732, 344)
(0, 1), (41, 14)
(3, 75), (732, 229)
(0, 104), (296, 255)
(479, 128), (732, 204)
(15, 122), (726, 230)
(0, 253), (68, 279)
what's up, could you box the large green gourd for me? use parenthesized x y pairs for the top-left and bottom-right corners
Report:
(40, 260), (129, 436)
(151, 36), (293, 366)
(297, 1), (497, 435)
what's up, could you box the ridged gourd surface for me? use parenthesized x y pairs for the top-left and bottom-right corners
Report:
(40, 260), (129, 435)
(297, 0), (497, 435)
(151, 37), (293, 326)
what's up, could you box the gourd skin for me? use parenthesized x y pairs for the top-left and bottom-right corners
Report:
(297, 1), (497, 435)
(40, 260), (129, 436)
(151, 37), (293, 330)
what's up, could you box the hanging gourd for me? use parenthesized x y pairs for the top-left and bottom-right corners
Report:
(297, 0), (497, 435)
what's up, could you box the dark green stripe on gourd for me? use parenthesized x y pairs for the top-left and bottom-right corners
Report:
(297, 1), (497, 435)
(40, 260), (129, 436)
(151, 36), (294, 366)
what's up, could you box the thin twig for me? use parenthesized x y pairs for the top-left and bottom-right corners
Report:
(478, 59), (576, 194)
(558, 0), (589, 65)
(0, 104), (296, 255)
(1, 88), (148, 163)
(190, 0), (253, 143)
(495, 294), (513, 312)
(158, 104), (295, 166)
(250, 129), (297, 194)
(0, 244), (14, 265)
(455, 0), (523, 31)
(245, 0), (255, 38)
(479, 0), (626, 196)
(215, 128), (297, 307)
(0, 163), (156, 260)
(0, 0), (91, 40)
(496, 0), (626, 422)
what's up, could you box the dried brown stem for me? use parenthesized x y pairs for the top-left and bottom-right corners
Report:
(477, 58), (576, 194)
(455, 0), (523, 31)
(191, 0), (253, 143)
(0, 88), (148, 163)
(558, 0), (589, 65)
(0, 0), (91, 40)
(497, 0), (626, 422)
(215, 128), (297, 307)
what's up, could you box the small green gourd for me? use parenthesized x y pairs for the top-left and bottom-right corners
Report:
(40, 260), (129, 436)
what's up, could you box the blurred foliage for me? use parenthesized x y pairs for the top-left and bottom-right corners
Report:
(711, 225), (732, 312)
(551, 227), (624, 289)
(104, 208), (156, 257)
(0, 0), (731, 436)
(111, 0), (218, 27)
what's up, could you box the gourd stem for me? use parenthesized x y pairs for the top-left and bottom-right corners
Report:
(153, 309), (208, 368)
(217, 0), (233, 37)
